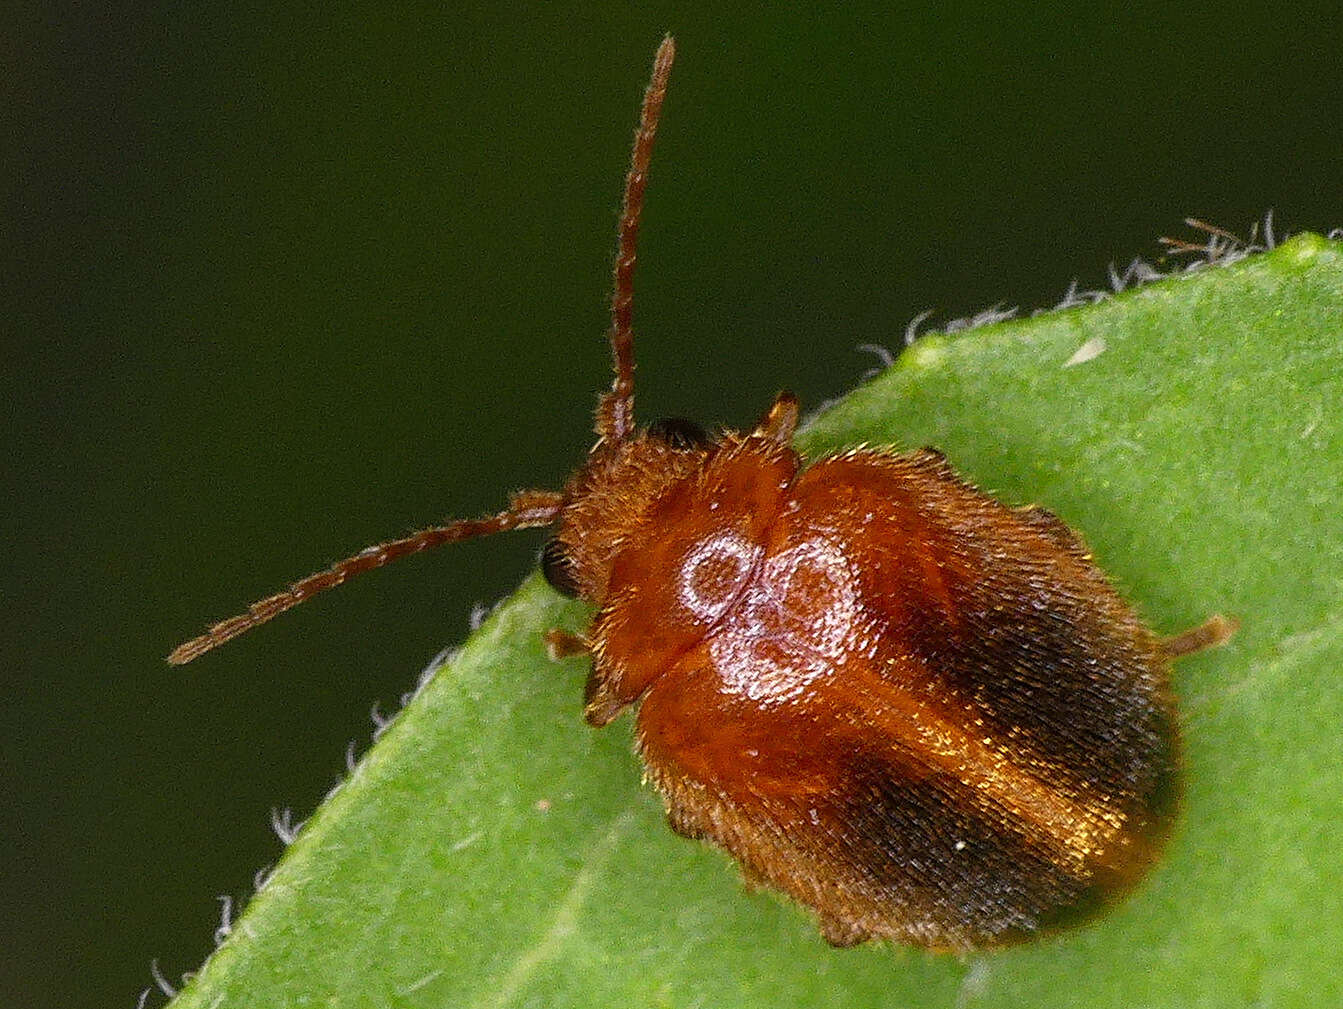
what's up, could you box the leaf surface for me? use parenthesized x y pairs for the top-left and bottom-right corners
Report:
(172, 234), (1343, 1009)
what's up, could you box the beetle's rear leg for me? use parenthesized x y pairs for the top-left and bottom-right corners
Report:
(1161, 614), (1238, 658)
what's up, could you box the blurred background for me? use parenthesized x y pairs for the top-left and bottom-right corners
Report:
(6, 3), (1339, 1006)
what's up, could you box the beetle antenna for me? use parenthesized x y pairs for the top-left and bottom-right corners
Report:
(168, 490), (565, 664)
(597, 35), (676, 444)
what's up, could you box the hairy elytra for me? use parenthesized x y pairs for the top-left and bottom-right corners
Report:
(171, 38), (1235, 951)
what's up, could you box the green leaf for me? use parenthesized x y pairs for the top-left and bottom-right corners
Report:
(171, 234), (1343, 1009)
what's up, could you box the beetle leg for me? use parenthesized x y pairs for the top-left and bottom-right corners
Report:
(543, 628), (589, 661)
(751, 390), (800, 444)
(737, 862), (773, 894)
(665, 804), (708, 841)
(583, 668), (627, 727)
(1160, 613), (1238, 658)
(817, 915), (873, 948)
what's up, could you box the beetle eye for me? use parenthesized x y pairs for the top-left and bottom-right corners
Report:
(540, 537), (581, 598)
(648, 416), (712, 451)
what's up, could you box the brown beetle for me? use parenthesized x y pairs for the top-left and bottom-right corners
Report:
(172, 38), (1234, 950)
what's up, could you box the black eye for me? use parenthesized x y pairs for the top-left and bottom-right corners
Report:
(540, 537), (581, 598)
(648, 416), (712, 450)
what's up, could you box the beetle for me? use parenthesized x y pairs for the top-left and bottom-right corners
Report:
(172, 37), (1234, 950)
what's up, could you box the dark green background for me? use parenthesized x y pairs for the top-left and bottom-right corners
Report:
(6, 4), (1338, 1007)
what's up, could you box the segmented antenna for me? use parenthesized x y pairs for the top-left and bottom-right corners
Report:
(168, 490), (564, 664)
(170, 38), (680, 664)
(597, 35), (676, 443)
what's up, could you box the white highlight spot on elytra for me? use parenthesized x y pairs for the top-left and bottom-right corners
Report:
(711, 536), (857, 705)
(678, 531), (761, 624)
